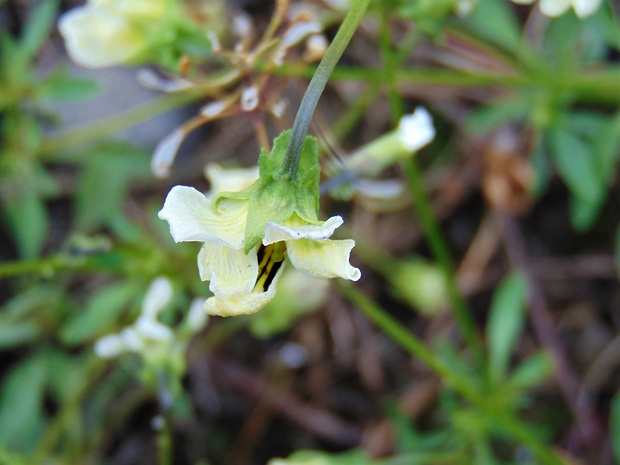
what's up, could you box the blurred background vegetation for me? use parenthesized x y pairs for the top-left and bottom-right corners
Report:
(0, 0), (619, 464)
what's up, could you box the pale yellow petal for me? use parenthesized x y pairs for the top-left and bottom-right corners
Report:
(286, 238), (361, 281)
(197, 244), (258, 297)
(539, 0), (571, 16)
(204, 164), (259, 196)
(571, 0), (602, 17)
(263, 216), (343, 245)
(58, 7), (145, 68)
(158, 185), (247, 249)
(205, 264), (285, 317)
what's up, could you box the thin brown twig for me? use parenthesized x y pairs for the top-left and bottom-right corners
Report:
(495, 211), (603, 451)
(209, 354), (361, 446)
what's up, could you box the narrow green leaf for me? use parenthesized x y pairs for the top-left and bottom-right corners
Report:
(508, 351), (554, 390)
(75, 143), (151, 231)
(60, 282), (138, 345)
(1, 182), (48, 258)
(19, 0), (59, 62)
(463, 0), (522, 53)
(487, 271), (528, 383)
(0, 320), (39, 349)
(569, 195), (605, 231)
(592, 110), (620, 183)
(0, 354), (48, 452)
(548, 128), (602, 204)
(465, 98), (529, 135)
(36, 71), (100, 102)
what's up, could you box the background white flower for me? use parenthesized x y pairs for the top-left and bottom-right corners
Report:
(511, 0), (602, 18)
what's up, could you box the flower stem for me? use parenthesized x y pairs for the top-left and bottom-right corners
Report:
(281, 0), (370, 179)
(403, 159), (486, 368)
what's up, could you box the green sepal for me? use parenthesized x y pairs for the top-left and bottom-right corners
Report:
(243, 130), (321, 253)
(212, 186), (253, 214)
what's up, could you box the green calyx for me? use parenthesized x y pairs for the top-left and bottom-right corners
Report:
(243, 130), (321, 253)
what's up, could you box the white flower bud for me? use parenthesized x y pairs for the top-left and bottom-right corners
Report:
(136, 69), (193, 92)
(151, 129), (185, 178)
(141, 277), (174, 319)
(397, 107), (435, 152)
(303, 34), (328, 62)
(200, 101), (227, 119)
(241, 86), (259, 112)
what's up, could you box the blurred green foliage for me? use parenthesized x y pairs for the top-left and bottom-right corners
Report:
(0, 0), (618, 464)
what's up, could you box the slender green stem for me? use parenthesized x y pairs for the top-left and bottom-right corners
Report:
(378, 4), (405, 125)
(338, 283), (566, 465)
(281, 0), (370, 179)
(0, 254), (85, 278)
(404, 159), (485, 368)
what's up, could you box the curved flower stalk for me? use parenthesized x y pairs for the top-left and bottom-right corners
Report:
(158, 132), (360, 317)
(94, 277), (208, 383)
(511, 0), (602, 18)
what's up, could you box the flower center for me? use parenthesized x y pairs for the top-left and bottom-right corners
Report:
(255, 243), (286, 292)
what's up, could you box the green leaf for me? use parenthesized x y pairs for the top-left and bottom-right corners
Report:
(465, 98), (530, 135)
(463, 0), (522, 53)
(530, 138), (552, 199)
(592, 110), (620, 183)
(569, 195), (605, 231)
(18, 0), (59, 62)
(60, 281), (138, 345)
(46, 350), (90, 406)
(75, 143), (151, 232)
(0, 354), (48, 452)
(0, 320), (39, 349)
(548, 127), (603, 204)
(508, 351), (553, 390)
(487, 271), (528, 383)
(276, 449), (369, 465)
(612, 391), (620, 463)
(1, 180), (49, 258)
(545, 14), (582, 71)
(36, 69), (100, 102)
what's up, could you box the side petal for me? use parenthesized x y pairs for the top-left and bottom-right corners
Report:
(198, 244), (258, 297)
(158, 185), (247, 249)
(263, 216), (343, 245)
(571, 0), (602, 17)
(286, 238), (361, 281)
(205, 263), (285, 317)
(539, 0), (571, 16)
(141, 276), (173, 319)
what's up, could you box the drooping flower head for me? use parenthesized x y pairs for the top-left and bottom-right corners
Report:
(158, 132), (360, 317)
